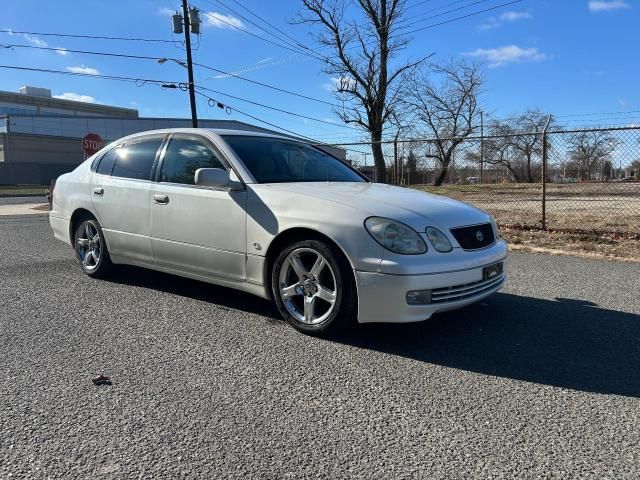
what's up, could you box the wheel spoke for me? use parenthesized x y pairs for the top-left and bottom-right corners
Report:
(82, 251), (92, 266)
(316, 286), (336, 305)
(85, 222), (92, 239)
(310, 255), (325, 277)
(77, 238), (89, 248)
(303, 296), (315, 323)
(281, 284), (299, 299)
(289, 254), (307, 280)
(91, 233), (100, 244)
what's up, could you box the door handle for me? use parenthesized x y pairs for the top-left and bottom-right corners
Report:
(93, 187), (104, 197)
(153, 194), (169, 205)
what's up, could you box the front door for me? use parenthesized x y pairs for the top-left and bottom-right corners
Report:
(149, 134), (247, 281)
(90, 135), (165, 263)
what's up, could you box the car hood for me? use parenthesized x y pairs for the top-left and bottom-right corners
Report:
(252, 182), (491, 230)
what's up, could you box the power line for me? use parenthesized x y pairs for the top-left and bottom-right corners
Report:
(402, 0), (523, 35)
(0, 42), (342, 109)
(193, 62), (341, 107)
(0, 43), (182, 62)
(404, 0), (465, 16)
(397, 0), (497, 31)
(227, 0), (311, 51)
(193, 89), (323, 143)
(555, 110), (640, 119)
(195, 7), (325, 61)
(0, 29), (176, 43)
(406, 0), (435, 10)
(0, 64), (175, 85)
(201, 0), (311, 54)
(196, 85), (361, 130)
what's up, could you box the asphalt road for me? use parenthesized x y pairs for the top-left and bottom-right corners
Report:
(1, 215), (639, 479)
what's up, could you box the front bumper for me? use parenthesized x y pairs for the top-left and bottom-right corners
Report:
(355, 255), (507, 323)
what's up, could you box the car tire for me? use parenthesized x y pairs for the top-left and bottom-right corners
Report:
(271, 239), (357, 335)
(73, 216), (113, 278)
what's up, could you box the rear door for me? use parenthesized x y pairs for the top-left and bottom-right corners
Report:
(90, 134), (166, 263)
(149, 133), (247, 280)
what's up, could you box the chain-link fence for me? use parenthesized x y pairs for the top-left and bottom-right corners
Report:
(327, 126), (640, 234)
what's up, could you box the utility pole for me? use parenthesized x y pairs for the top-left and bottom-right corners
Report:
(173, 2), (199, 127)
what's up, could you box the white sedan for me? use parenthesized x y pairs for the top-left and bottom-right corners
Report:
(50, 128), (508, 335)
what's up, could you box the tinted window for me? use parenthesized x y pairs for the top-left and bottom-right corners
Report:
(222, 135), (364, 184)
(111, 137), (163, 180)
(160, 137), (225, 184)
(96, 148), (119, 176)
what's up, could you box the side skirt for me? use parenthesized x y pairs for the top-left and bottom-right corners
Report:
(109, 255), (270, 300)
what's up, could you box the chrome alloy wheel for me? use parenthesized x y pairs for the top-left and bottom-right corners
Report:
(278, 247), (337, 325)
(75, 221), (101, 272)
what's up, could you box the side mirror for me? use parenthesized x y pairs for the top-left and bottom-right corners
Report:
(195, 168), (230, 188)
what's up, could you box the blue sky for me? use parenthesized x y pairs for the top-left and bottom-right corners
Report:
(1, 0), (638, 140)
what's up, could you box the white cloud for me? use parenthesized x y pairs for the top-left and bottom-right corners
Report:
(53, 92), (96, 103)
(588, 1), (631, 12)
(500, 11), (532, 21)
(322, 76), (355, 91)
(23, 33), (48, 47)
(465, 45), (547, 67)
(66, 65), (99, 75)
(479, 10), (532, 30)
(4, 30), (69, 55)
(157, 7), (175, 16)
(203, 12), (244, 29)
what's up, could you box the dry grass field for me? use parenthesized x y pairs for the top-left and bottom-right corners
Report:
(414, 182), (640, 233)
(0, 185), (48, 197)
(412, 182), (640, 260)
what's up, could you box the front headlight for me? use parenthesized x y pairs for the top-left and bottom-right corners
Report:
(364, 217), (427, 255)
(426, 227), (453, 252)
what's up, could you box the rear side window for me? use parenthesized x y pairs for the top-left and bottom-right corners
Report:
(96, 148), (119, 176)
(159, 137), (225, 185)
(112, 137), (164, 180)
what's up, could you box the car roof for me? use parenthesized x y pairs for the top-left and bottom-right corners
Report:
(114, 127), (305, 144)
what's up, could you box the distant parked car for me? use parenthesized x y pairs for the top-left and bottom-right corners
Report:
(50, 129), (508, 335)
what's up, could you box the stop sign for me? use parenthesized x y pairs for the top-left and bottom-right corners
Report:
(82, 133), (104, 157)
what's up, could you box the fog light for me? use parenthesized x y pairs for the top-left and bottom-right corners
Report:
(406, 289), (432, 305)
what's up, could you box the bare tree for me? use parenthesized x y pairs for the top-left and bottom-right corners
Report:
(494, 110), (550, 183)
(296, 0), (425, 183)
(467, 134), (519, 181)
(403, 60), (483, 186)
(568, 130), (618, 181)
(470, 110), (551, 183)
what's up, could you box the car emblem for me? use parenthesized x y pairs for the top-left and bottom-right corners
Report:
(475, 231), (484, 242)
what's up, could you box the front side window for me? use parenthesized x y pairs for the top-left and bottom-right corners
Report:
(160, 137), (225, 185)
(222, 135), (365, 184)
(111, 137), (164, 180)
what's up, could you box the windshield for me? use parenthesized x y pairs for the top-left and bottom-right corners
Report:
(222, 135), (366, 184)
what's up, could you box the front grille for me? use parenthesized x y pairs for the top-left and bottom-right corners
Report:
(431, 273), (505, 304)
(450, 223), (495, 250)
